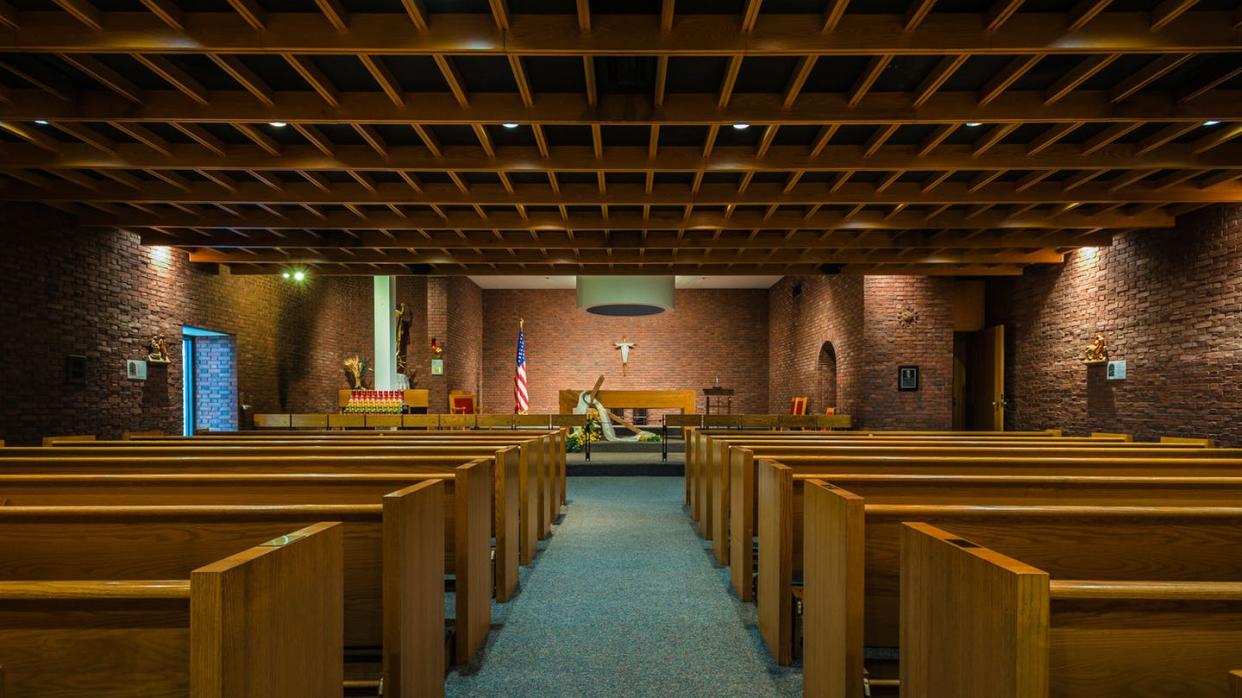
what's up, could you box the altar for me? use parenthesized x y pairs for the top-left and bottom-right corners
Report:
(558, 389), (697, 416)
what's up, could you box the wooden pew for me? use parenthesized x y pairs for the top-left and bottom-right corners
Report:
(13, 444), (527, 600)
(0, 520), (343, 697)
(687, 430), (1118, 536)
(130, 429), (567, 539)
(0, 460), (492, 686)
(1232, 670), (1242, 697)
(725, 441), (1222, 593)
(800, 476), (1242, 695)
(903, 520), (1242, 698)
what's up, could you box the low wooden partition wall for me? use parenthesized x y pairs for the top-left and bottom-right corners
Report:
(0, 520), (344, 696)
(901, 519), (1242, 697)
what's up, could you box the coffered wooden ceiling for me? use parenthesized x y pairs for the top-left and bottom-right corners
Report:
(0, 0), (1239, 276)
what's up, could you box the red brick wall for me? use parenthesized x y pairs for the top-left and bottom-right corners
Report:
(0, 205), (372, 443)
(767, 276), (865, 417)
(987, 204), (1242, 445)
(446, 277), (484, 403)
(480, 289), (769, 414)
(767, 275), (955, 428)
(861, 276), (955, 429)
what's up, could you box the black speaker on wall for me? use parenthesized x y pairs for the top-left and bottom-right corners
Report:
(65, 354), (86, 387)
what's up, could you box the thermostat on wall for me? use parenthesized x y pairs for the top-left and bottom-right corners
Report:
(127, 359), (148, 381)
(1106, 359), (1126, 381)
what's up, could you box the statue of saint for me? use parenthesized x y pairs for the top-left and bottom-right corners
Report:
(1083, 334), (1109, 364)
(614, 337), (637, 375)
(147, 335), (171, 363)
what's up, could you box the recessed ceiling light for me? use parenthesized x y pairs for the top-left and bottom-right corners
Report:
(281, 271), (291, 279)
(268, 121), (287, 128)
(502, 122), (520, 129)
(1203, 120), (1221, 127)
(732, 123), (750, 130)
(965, 122), (983, 127)
(34, 120), (49, 126)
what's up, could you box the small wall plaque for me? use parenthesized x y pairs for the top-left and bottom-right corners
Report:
(126, 359), (148, 381)
(430, 358), (445, 376)
(898, 365), (919, 391)
(1106, 359), (1126, 381)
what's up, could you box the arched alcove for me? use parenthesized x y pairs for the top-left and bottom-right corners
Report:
(817, 341), (838, 413)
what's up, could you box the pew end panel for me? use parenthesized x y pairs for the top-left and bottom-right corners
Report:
(900, 522), (1050, 698)
(757, 459), (796, 665)
(728, 447), (754, 601)
(383, 481), (446, 698)
(191, 521), (344, 698)
(491, 446), (521, 603)
(1232, 669), (1242, 697)
(454, 459), (494, 665)
(803, 480), (865, 698)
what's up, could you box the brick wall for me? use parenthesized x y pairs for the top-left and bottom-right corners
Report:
(192, 334), (238, 432)
(861, 276), (955, 429)
(988, 204), (1242, 445)
(480, 289), (769, 414)
(767, 275), (955, 428)
(767, 276), (865, 417)
(0, 205), (372, 443)
(446, 277), (484, 403)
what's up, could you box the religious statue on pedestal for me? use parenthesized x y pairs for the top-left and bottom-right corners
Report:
(1083, 334), (1109, 365)
(146, 335), (171, 364)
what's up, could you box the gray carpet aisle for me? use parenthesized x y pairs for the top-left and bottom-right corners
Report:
(447, 476), (801, 697)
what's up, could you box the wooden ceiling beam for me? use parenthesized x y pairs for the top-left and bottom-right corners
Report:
(171, 123), (225, 156)
(1025, 122), (1081, 155)
(986, 0), (1024, 31)
(401, 0), (429, 31)
(742, 0), (763, 33)
(1080, 122), (1140, 155)
(718, 56), (743, 109)
(432, 55), (468, 107)
(139, 0), (182, 30)
(208, 55), (273, 106)
(233, 123), (280, 156)
(185, 247), (1065, 266)
(783, 56), (817, 108)
(109, 122), (171, 156)
(979, 55), (1042, 106)
(282, 55), (339, 107)
(57, 54), (141, 102)
(823, 0), (850, 31)
(21, 180), (1232, 207)
(4, 89), (1237, 126)
(132, 55), (208, 106)
(48, 121), (114, 154)
(849, 55), (892, 107)
(1045, 54), (1119, 105)
(1134, 122), (1198, 155)
(52, 0), (101, 30)
(508, 56), (533, 108)
(5, 142), (1235, 175)
(0, 121), (59, 152)
(1151, 0), (1199, 31)
(359, 55), (403, 107)
(0, 2), (17, 30)
(1068, 0), (1113, 31)
(225, 0), (266, 31)
(914, 54), (967, 108)
(137, 226), (1112, 251)
(904, 0), (938, 32)
(1110, 54), (1191, 103)
(219, 261), (1028, 277)
(9, 11), (1239, 55)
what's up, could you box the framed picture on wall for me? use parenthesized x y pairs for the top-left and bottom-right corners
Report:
(898, 365), (919, 391)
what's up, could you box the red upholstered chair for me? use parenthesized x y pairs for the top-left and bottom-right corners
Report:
(450, 393), (476, 415)
(790, 396), (808, 416)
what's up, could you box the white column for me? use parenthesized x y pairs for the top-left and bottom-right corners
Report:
(373, 276), (396, 389)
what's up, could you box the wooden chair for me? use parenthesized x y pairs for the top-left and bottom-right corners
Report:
(789, 397), (808, 416)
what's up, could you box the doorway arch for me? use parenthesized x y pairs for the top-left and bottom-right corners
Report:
(817, 341), (838, 413)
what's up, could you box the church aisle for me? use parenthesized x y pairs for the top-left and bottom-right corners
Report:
(447, 476), (801, 697)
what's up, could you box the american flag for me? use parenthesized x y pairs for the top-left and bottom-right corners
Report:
(514, 320), (529, 414)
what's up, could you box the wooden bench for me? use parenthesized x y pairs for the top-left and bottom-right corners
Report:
(0, 520), (342, 697)
(136, 428), (569, 521)
(760, 454), (1242, 669)
(799, 476), (1242, 694)
(19, 444), (529, 598)
(0, 458), (493, 691)
(722, 440), (1219, 586)
(686, 430), (1111, 531)
(903, 519), (1242, 697)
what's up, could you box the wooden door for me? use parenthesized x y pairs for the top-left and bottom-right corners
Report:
(969, 325), (1005, 430)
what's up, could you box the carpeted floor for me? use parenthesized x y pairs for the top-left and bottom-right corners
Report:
(446, 476), (801, 697)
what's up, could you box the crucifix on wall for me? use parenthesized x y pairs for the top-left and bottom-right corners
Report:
(614, 337), (637, 376)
